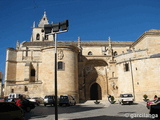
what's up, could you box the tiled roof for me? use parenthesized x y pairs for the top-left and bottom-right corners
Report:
(80, 41), (133, 46)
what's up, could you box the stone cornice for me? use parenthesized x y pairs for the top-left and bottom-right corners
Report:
(41, 44), (79, 53)
(22, 41), (133, 47)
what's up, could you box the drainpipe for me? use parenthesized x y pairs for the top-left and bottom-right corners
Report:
(129, 58), (135, 100)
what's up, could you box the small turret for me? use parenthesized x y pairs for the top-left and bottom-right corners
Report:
(78, 36), (82, 52)
(108, 36), (112, 55)
(38, 11), (49, 27)
(16, 40), (20, 49)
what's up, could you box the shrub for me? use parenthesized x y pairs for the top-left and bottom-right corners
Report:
(111, 96), (114, 101)
(143, 94), (148, 99)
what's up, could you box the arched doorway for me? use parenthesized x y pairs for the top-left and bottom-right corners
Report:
(90, 83), (102, 100)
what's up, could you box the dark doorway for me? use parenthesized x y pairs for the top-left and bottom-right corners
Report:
(90, 83), (102, 100)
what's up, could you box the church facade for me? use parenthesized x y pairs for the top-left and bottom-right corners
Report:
(4, 12), (160, 102)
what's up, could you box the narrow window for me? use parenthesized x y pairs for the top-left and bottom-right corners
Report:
(31, 69), (35, 76)
(124, 63), (129, 71)
(11, 89), (14, 93)
(36, 34), (40, 40)
(112, 72), (115, 77)
(58, 61), (64, 70)
(24, 86), (28, 91)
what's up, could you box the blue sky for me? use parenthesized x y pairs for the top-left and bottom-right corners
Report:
(0, 0), (160, 80)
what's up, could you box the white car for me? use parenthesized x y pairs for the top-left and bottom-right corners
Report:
(28, 97), (44, 106)
(59, 95), (76, 106)
(118, 93), (134, 105)
(8, 93), (30, 102)
(44, 95), (55, 106)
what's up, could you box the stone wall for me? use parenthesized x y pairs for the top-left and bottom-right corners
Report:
(116, 47), (160, 101)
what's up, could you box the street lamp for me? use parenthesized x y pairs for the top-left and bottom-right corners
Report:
(44, 20), (69, 120)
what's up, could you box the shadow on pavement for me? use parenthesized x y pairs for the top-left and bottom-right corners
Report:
(25, 105), (104, 120)
(73, 115), (152, 120)
(25, 102), (151, 120)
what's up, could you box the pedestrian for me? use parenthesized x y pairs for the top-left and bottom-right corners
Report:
(154, 95), (157, 99)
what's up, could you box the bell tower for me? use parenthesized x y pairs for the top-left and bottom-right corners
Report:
(30, 11), (54, 42)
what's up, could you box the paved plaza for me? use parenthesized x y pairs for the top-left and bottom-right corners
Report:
(25, 101), (156, 120)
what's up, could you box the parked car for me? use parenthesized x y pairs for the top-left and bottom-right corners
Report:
(8, 93), (30, 102)
(0, 97), (5, 102)
(118, 93), (134, 105)
(149, 102), (160, 118)
(8, 93), (21, 102)
(44, 95), (55, 106)
(21, 98), (35, 112)
(28, 97), (44, 106)
(59, 95), (76, 106)
(8, 93), (21, 99)
(146, 97), (160, 109)
(0, 102), (25, 120)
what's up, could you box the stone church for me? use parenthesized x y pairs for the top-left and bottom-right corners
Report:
(4, 12), (160, 102)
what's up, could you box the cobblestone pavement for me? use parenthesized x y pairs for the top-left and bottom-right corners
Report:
(25, 101), (158, 120)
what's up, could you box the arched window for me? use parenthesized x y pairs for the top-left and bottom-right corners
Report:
(124, 63), (129, 71)
(31, 69), (35, 76)
(36, 34), (40, 40)
(88, 51), (92, 55)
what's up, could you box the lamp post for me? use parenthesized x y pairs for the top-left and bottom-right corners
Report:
(44, 20), (69, 120)
(129, 58), (135, 100)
